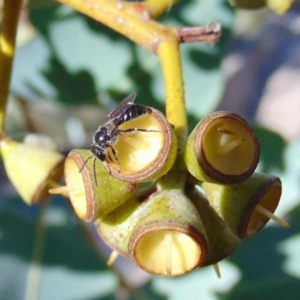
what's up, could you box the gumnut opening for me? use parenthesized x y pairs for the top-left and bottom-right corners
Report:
(105, 107), (178, 182)
(202, 172), (286, 238)
(184, 111), (259, 184)
(128, 190), (208, 276)
(50, 149), (139, 222)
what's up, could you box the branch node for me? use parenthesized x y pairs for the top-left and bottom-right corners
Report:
(176, 22), (222, 44)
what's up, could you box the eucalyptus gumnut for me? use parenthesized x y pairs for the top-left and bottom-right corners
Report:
(97, 184), (208, 276)
(96, 188), (155, 257)
(184, 111), (259, 184)
(103, 106), (178, 183)
(128, 187), (208, 276)
(186, 186), (240, 266)
(201, 172), (284, 238)
(0, 136), (64, 205)
(50, 149), (140, 222)
(267, 0), (294, 14)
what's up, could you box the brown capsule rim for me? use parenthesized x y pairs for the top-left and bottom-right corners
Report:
(66, 150), (97, 222)
(238, 176), (282, 238)
(108, 107), (174, 182)
(128, 221), (208, 276)
(195, 111), (260, 184)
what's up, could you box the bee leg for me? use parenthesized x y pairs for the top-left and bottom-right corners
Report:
(78, 155), (98, 187)
(107, 150), (114, 163)
(79, 155), (93, 173)
(119, 128), (161, 134)
(108, 146), (121, 172)
(102, 159), (112, 176)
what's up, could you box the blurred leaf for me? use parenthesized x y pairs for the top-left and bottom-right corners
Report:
(151, 262), (240, 300)
(0, 198), (118, 300)
(128, 281), (168, 300)
(153, 0), (234, 118)
(15, 0), (234, 116)
(16, 9), (132, 106)
(41, 50), (98, 105)
(223, 205), (300, 300)
(28, 0), (62, 29)
(274, 139), (300, 216)
(252, 125), (286, 172)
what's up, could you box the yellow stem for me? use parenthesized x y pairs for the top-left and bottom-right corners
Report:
(0, 0), (23, 135)
(56, 0), (175, 53)
(57, 0), (188, 172)
(157, 39), (187, 150)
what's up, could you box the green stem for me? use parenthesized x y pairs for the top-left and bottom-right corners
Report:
(0, 0), (23, 135)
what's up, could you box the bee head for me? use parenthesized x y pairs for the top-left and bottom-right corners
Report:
(90, 144), (106, 161)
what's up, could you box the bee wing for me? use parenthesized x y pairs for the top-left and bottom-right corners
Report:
(107, 92), (137, 121)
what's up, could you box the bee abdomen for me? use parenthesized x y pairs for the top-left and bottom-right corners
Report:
(120, 104), (148, 124)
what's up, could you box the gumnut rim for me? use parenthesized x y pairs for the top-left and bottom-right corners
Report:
(105, 107), (178, 183)
(195, 111), (260, 184)
(128, 222), (208, 276)
(64, 149), (139, 222)
(239, 176), (282, 238)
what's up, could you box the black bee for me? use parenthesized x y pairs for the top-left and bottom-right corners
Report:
(87, 92), (158, 184)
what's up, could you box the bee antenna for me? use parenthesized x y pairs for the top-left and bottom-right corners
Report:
(79, 155), (93, 173)
(93, 157), (98, 187)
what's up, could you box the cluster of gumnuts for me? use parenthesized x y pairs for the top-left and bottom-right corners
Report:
(1, 95), (288, 277)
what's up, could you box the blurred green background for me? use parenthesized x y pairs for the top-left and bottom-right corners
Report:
(1, 0), (300, 299)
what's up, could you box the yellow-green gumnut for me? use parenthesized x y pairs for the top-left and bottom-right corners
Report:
(0, 136), (64, 205)
(53, 149), (140, 222)
(184, 111), (259, 184)
(267, 0), (294, 14)
(201, 172), (282, 238)
(229, 0), (266, 9)
(128, 187), (208, 276)
(103, 107), (178, 183)
(186, 187), (241, 266)
(96, 187), (155, 257)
